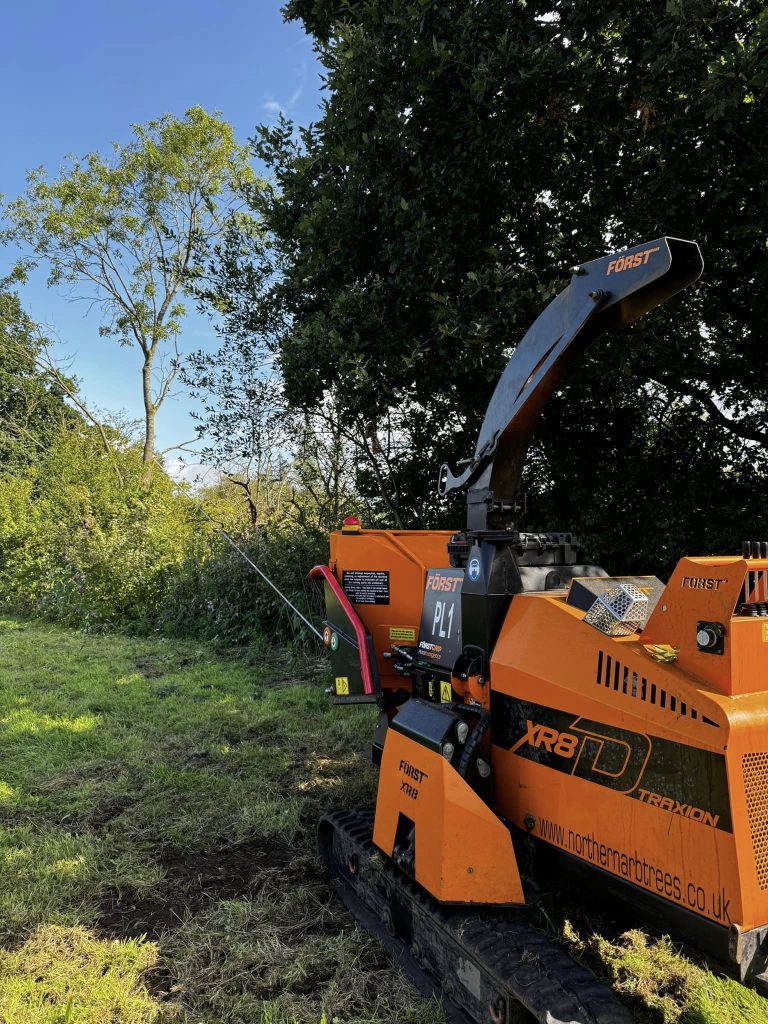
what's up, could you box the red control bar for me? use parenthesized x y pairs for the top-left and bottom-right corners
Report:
(310, 565), (376, 696)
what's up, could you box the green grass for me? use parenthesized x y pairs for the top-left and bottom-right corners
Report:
(0, 615), (765, 1023)
(0, 925), (159, 1024)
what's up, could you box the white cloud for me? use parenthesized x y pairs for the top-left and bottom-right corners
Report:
(164, 458), (221, 489)
(262, 62), (307, 121)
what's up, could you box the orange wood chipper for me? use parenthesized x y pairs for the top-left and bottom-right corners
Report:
(312, 238), (768, 1023)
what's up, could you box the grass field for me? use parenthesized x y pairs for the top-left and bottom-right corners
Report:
(0, 616), (766, 1024)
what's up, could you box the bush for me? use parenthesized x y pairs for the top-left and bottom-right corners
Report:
(159, 524), (328, 648)
(0, 423), (329, 646)
(0, 425), (196, 630)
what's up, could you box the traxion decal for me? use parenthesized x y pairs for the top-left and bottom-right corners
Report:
(491, 695), (732, 832)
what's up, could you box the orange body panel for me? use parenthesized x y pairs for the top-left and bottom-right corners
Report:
(373, 726), (523, 904)
(490, 589), (768, 931)
(643, 556), (768, 696)
(329, 529), (453, 689)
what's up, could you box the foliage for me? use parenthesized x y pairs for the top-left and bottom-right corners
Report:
(159, 515), (328, 647)
(182, 337), (301, 525)
(0, 291), (76, 472)
(2, 108), (259, 463)
(0, 423), (198, 628)
(0, 416), (331, 642)
(182, 328), (373, 530)
(207, 0), (768, 570)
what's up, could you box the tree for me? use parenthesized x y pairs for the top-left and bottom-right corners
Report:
(2, 108), (257, 467)
(183, 334), (366, 530)
(0, 291), (77, 470)
(204, 0), (768, 572)
(184, 335), (294, 525)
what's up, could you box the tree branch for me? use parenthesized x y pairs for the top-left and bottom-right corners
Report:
(650, 377), (768, 447)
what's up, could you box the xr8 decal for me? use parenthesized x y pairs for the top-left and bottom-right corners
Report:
(492, 694), (732, 832)
(508, 716), (651, 793)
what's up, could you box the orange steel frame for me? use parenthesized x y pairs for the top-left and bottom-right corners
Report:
(373, 727), (524, 904)
(328, 529), (454, 694)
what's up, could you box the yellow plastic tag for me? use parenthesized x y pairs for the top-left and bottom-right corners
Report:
(440, 681), (452, 703)
(335, 677), (350, 695)
(428, 681), (434, 698)
(390, 626), (416, 642)
(762, 624), (768, 643)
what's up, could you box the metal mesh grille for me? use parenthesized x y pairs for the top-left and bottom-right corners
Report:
(584, 584), (649, 637)
(743, 752), (768, 890)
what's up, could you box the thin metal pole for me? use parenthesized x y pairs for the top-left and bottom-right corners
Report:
(196, 506), (323, 641)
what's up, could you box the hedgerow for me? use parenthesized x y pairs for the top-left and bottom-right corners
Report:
(0, 424), (325, 646)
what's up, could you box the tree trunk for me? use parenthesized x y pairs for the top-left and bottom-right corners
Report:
(142, 356), (156, 465)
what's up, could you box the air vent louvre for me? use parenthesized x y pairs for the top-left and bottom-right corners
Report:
(743, 752), (768, 890)
(595, 652), (718, 727)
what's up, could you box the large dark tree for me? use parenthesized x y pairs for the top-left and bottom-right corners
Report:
(208, 0), (768, 572)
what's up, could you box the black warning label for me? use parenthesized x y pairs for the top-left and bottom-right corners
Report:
(342, 570), (390, 605)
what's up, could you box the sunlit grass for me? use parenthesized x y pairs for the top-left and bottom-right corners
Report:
(0, 925), (163, 1024)
(0, 616), (382, 1022)
(0, 826), (103, 940)
(562, 923), (768, 1024)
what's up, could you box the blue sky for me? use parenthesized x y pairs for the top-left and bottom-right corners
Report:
(0, 1), (323, 467)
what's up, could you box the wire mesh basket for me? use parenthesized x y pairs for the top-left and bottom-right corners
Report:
(584, 583), (649, 637)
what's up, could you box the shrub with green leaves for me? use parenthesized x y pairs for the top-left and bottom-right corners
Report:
(0, 424), (196, 630)
(0, 421), (327, 645)
(159, 523), (327, 647)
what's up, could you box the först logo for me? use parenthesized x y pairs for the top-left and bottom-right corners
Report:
(681, 576), (726, 591)
(510, 717), (651, 793)
(606, 246), (660, 276)
(425, 573), (461, 593)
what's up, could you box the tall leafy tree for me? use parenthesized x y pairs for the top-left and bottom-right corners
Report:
(2, 108), (257, 466)
(205, 0), (768, 571)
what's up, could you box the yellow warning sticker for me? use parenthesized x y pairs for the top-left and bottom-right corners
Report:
(440, 681), (452, 703)
(335, 676), (350, 695)
(762, 624), (768, 643)
(390, 626), (416, 642)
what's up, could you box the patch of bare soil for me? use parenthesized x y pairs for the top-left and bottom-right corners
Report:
(135, 658), (166, 679)
(98, 839), (286, 941)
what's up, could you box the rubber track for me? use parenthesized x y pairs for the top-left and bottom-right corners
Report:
(319, 809), (632, 1024)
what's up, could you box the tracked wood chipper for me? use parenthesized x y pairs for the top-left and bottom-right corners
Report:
(312, 238), (768, 1023)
